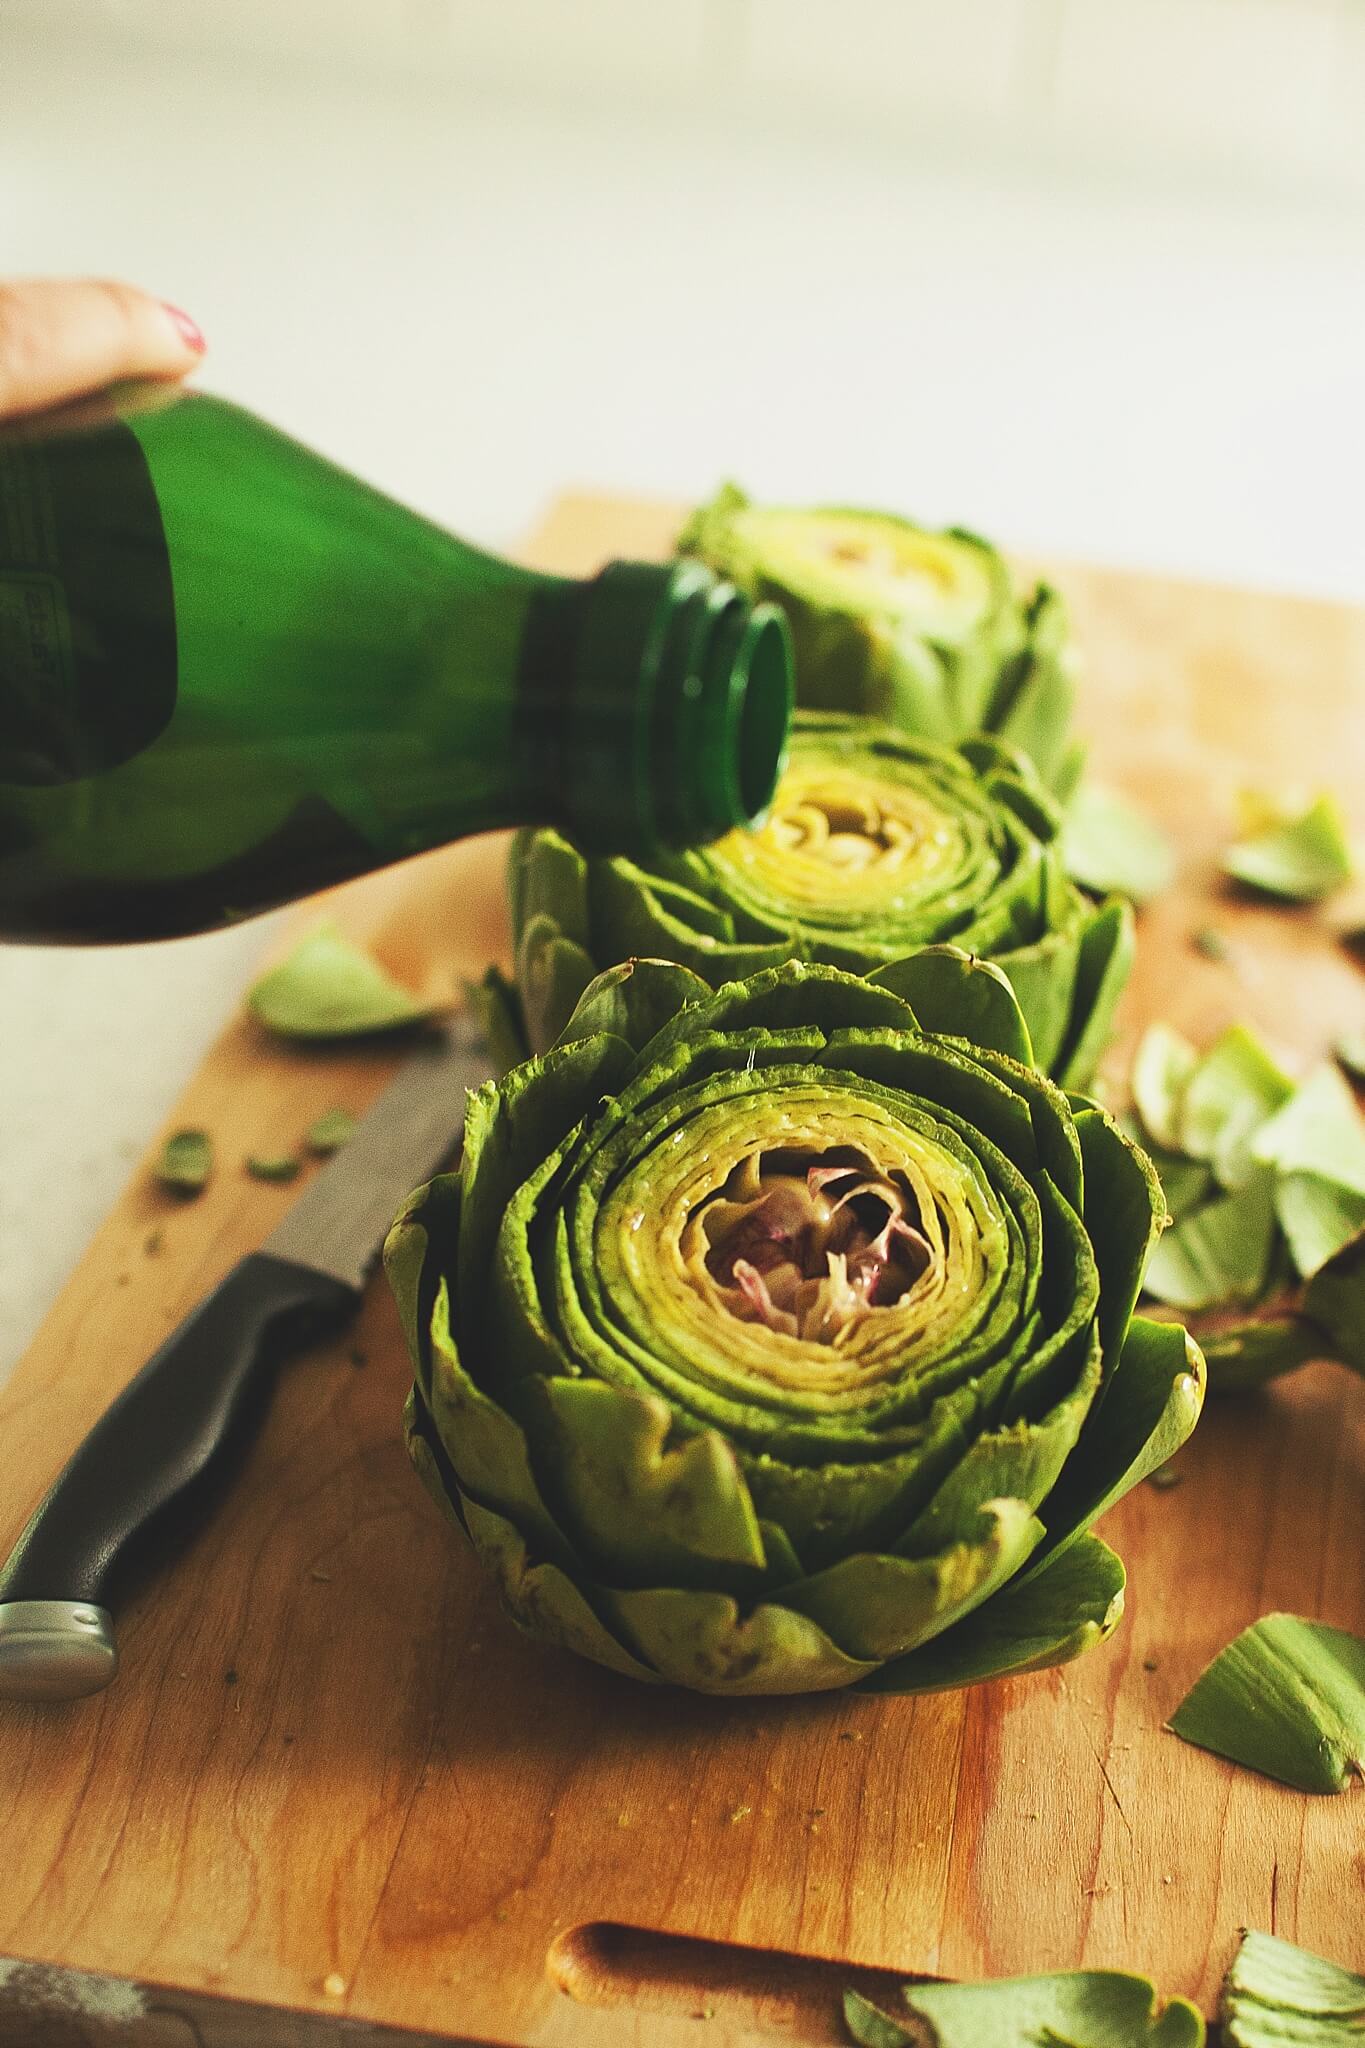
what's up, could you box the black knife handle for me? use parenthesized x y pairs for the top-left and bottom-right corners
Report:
(0, 1253), (355, 1700)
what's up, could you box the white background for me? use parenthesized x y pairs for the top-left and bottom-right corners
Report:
(3, 0), (1364, 1378)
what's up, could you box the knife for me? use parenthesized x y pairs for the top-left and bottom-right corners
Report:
(0, 1012), (492, 1704)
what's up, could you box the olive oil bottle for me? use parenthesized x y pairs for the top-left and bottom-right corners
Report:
(0, 388), (791, 941)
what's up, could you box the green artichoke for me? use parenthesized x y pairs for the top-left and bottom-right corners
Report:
(387, 955), (1203, 1698)
(677, 484), (1081, 793)
(502, 712), (1132, 1087)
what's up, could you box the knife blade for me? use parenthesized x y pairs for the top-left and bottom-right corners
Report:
(0, 1009), (492, 1704)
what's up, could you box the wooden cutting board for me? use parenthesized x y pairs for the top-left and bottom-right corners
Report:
(1, 495), (1362, 2048)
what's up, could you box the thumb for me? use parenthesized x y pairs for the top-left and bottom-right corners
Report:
(0, 277), (206, 420)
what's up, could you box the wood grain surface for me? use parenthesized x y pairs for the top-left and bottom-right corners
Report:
(1, 496), (1362, 2048)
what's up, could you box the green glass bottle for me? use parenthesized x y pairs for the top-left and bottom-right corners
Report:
(0, 388), (792, 942)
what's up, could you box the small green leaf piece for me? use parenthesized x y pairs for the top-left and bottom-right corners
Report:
(248, 923), (439, 1039)
(1222, 791), (1354, 903)
(1220, 1929), (1365, 2048)
(1131, 1024), (1198, 1153)
(245, 1153), (301, 1183)
(844, 1967), (1206, 2047)
(1060, 780), (1176, 905)
(307, 1107), (358, 1155)
(1169, 1612), (1365, 1793)
(1143, 1171), (1277, 1312)
(156, 1128), (213, 1193)
(1190, 926), (1230, 963)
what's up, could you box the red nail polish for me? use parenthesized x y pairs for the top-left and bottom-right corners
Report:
(162, 302), (206, 354)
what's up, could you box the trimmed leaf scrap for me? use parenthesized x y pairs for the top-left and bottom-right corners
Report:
(248, 922), (440, 1039)
(156, 1128), (213, 1193)
(1169, 1613), (1365, 1794)
(1223, 790), (1353, 904)
(1129, 1022), (1365, 1392)
(843, 1968), (1205, 2047)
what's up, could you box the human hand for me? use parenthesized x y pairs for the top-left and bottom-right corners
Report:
(0, 278), (205, 421)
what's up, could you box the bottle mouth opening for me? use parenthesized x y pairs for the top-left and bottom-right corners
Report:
(732, 608), (792, 828)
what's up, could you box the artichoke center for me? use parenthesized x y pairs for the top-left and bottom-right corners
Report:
(684, 1145), (933, 1347)
(714, 766), (958, 908)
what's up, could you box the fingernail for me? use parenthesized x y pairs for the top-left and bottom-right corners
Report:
(162, 302), (206, 354)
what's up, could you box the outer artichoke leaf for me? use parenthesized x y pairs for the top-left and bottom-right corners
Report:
(1169, 1612), (1365, 1795)
(514, 912), (598, 1057)
(554, 956), (713, 1058)
(783, 1498), (1043, 1662)
(458, 1031), (634, 1308)
(461, 1495), (662, 1685)
(866, 945), (1033, 1067)
(403, 1389), (467, 1533)
(425, 1279), (577, 1568)
(1054, 896), (1135, 1092)
(1301, 1227), (1365, 1375)
(538, 1376), (768, 1585)
(642, 960), (916, 1067)
(509, 826), (591, 948)
(384, 1174), (459, 1400)
(845, 1966), (1206, 2048)
(605, 1582), (877, 1696)
(1220, 1929), (1365, 2047)
(1143, 1170), (1278, 1313)
(465, 965), (529, 1077)
(985, 584), (1079, 793)
(859, 1532), (1126, 1695)
(591, 856), (740, 973)
(987, 926), (1076, 1076)
(1033, 1316), (1204, 1561)
(1275, 1170), (1365, 1281)
(1073, 1105), (1165, 1362)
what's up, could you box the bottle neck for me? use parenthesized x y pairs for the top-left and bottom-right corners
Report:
(521, 560), (792, 857)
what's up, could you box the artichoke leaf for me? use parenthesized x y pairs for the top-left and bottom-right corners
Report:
(466, 965), (529, 1076)
(845, 1967), (1206, 2048)
(866, 944), (1033, 1068)
(1275, 1171), (1365, 1282)
(1169, 1613), (1365, 1795)
(1220, 1929), (1365, 2048)
(1073, 1105), (1166, 1363)
(510, 825), (591, 946)
(1143, 1170), (1279, 1313)
(1301, 1227), (1365, 1376)
(1054, 897), (1136, 1094)
(604, 1580), (877, 1696)
(783, 1497), (1043, 1662)
(1179, 1025), (1294, 1188)
(462, 1495), (662, 1684)
(555, 956), (713, 1058)
(1031, 1316), (1205, 1562)
(538, 1377), (769, 1587)
(860, 1532), (1126, 1695)
(1132, 1023), (1199, 1154)
(514, 912), (598, 1059)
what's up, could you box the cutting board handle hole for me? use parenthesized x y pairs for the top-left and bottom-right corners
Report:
(546, 1921), (914, 2040)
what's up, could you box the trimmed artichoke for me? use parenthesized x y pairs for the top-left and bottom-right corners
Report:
(678, 484), (1080, 793)
(503, 712), (1133, 1087)
(387, 956), (1203, 1698)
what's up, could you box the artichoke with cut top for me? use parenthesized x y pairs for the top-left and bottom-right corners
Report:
(677, 485), (1080, 793)
(501, 712), (1132, 1087)
(387, 956), (1203, 1698)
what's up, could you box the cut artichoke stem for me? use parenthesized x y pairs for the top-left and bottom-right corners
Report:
(687, 1144), (935, 1346)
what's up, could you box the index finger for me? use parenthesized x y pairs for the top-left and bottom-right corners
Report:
(0, 278), (205, 420)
